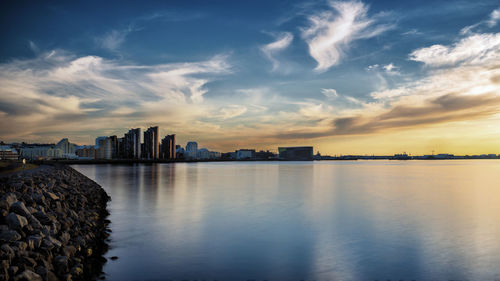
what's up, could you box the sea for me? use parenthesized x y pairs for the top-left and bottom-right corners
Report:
(72, 160), (500, 281)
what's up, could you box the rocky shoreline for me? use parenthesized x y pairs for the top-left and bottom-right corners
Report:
(0, 165), (110, 281)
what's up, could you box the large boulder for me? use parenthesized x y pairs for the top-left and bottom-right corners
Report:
(0, 193), (17, 211)
(6, 213), (28, 231)
(10, 202), (31, 218)
(0, 229), (21, 242)
(32, 212), (52, 226)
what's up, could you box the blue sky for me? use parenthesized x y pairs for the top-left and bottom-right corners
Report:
(1, 0), (500, 154)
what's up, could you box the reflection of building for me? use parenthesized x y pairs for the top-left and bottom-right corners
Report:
(143, 126), (159, 159)
(186, 141), (198, 159)
(124, 128), (141, 159)
(0, 146), (19, 160)
(278, 146), (313, 161)
(160, 134), (176, 160)
(236, 149), (255, 160)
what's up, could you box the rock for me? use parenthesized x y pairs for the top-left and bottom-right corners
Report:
(6, 213), (28, 231)
(62, 246), (76, 258)
(26, 235), (42, 250)
(53, 256), (68, 276)
(0, 193), (17, 210)
(32, 212), (51, 226)
(31, 193), (45, 206)
(0, 229), (21, 242)
(1, 244), (15, 260)
(1, 165), (110, 280)
(8, 266), (19, 276)
(42, 236), (61, 250)
(13, 241), (27, 251)
(10, 202), (31, 218)
(21, 256), (37, 268)
(44, 192), (59, 201)
(110, 256), (118, 260)
(13, 270), (42, 281)
(70, 265), (82, 277)
(26, 215), (42, 230)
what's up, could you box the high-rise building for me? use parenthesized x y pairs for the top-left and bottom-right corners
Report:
(143, 126), (159, 159)
(95, 136), (113, 159)
(108, 135), (118, 158)
(186, 141), (198, 159)
(124, 128), (141, 159)
(160, 134), (176, 160)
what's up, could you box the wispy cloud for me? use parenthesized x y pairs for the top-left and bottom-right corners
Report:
(97, 28), (133, 51)
(0, 50), (232, 142)
(486, 7), (500, 27)
(260, 32), (294, 71)
(301, 0), (394, 72)
(321, 88), (339, 98)
(409, 33), (500, 66)
(460, 7), (500, 35)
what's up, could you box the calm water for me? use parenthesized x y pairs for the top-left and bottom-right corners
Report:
(72, 161), (500, 281)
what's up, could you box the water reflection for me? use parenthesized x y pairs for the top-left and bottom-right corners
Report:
(72, 161), (500, 281)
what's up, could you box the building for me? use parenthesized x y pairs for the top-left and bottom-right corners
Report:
(0, 146), (19, 160)
(95, 137), (113, 159)
(124, 128), (141, 159)
(21, 146), (63, 160)
(236, 149), (255, 160)
(143, 126), (159, 159)
(186, 141), (198, 159)
(278, 146), (313, 161)
(255, 150), (276, 160)
(160, 134), (176, 160)
(108, 135), (118, 158)
(75, 146), (96, 159)
(176, 145), (185, 159)
(209, 151), (221, 159)
(197, 148), (210, 160)
(56, 138), (77, 158)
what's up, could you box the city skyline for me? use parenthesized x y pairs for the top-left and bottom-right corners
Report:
(1, 0), (500, 155)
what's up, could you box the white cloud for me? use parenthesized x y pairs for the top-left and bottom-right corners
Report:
(0, 50), (232, 142)
(487, 8), (500, 27)
(97, 28), (132, 51)
(367, 63), (400, 75)
(219, 105), (248, 119)
(28, 41), (39, 53)
(460, 7), (500, 35)
(382, 63), (400, 75)
(260, 32), (294, 71)
(301, 0), (393, 72)
(321, 88), (339, 98)
(409, 33), (500, 67)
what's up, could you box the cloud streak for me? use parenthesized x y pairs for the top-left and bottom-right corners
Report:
(301, 1), (393, 72)
(0, 50), (232, 142)
(260, 32), (294, 71)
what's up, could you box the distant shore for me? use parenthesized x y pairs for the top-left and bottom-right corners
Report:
(29, 156), (500, 165)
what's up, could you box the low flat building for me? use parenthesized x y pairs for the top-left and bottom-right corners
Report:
(0, 146), (19, 160)
(236, 149), (255, 160)
(278, 146), (313, 161)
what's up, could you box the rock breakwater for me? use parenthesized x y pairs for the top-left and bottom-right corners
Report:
(0, 165), (110, 281)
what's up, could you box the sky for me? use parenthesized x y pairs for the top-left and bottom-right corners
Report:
(0, 0), (500, 155)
